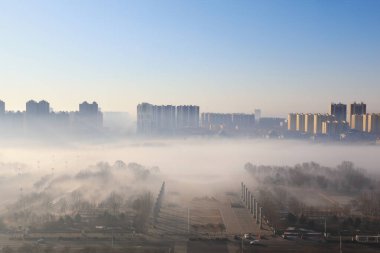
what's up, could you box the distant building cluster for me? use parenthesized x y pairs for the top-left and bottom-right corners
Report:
(351, 114), (380, 134)
(287, 102), (380, 137)
(288, 113), (348, 135)
(137, 103), (199, 134)
(137, 103), (285, 136)
(0, 100), (103, 134)
(201, 113), (255, 131)
(3, 98), (377, 141)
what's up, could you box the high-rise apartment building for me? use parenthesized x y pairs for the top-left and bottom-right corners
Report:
(137, 103), (200, 134)
(349, 102), (366, 128)
(330, 103), (347, 122)
(26, 100), (38, 115)
(137, 103), (155, 134)
(313, 114), (326, 134)
(0, 100), (5, 115)
(155, 105), (176, 131)
(322, 121), (335, 135)
(0, 99), (103, 133)
(26, 100), (50, 115)
(38, 100), (50, 115)
(79, 101), (99, 115)
(350, 114), (364, 131)
(366, 114), (380, 134)
(202, 113), (233, 130)
(296, 113), (305, 132)
(322, 120), (348, 135)
(350, 102), (366, 117)
(363, 114), (369, 132)
(201, 112), (254, 131)
(304, 114), (314, 134)
(289, 111), (357, 136)
(287, 113), (297, 131)
(176, 105), (199, 129)
(75, 101), (103, 128)
(231, 113), (255, 130)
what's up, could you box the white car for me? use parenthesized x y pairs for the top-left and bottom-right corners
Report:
(250, 240), (260, 245)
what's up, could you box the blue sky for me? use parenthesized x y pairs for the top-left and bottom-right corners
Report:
(0, 0), (379, 116)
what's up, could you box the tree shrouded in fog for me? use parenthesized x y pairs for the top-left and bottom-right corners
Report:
(132, 191), (154, 233)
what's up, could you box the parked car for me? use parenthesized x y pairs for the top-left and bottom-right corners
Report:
(250, 240), (260, 245)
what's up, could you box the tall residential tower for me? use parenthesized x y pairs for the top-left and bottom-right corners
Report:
(330, 103), (347, 122)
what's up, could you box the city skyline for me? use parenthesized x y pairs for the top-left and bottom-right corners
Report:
(1, 0), (380, 116)
(0, 98), (378, 117)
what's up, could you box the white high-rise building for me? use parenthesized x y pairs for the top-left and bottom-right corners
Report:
(366, 114), (380, 134)
(287, 113), (297, 131)
(350, 114), (364, 131)
(313, 114), (331, 134)
(296, 113), (305, 132)
(304, 114), (314, 134)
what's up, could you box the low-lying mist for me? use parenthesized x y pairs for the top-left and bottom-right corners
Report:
(0, 138), (379, 203)
(0, 138), (379, 234)
(1, 138), (379, 173)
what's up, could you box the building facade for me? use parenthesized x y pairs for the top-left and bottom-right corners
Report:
(287, 113), (297, 131)
(0, 100), (4, 115)
(313, 114), (328, 134)
(304, 113), (314, 134)
(137, 103), (200, 134)
(350, 102), (366, 117)
(330, 103), (347, 122)
(350, 102), (366, 128)
(296, 113), (305, 132)
(79, 101), (99, 115)
(176, 105), (200, 129)
(74, 101), (103, 129)
(367, 114), (380, 134)
(350, 114), (364, 131)
(201, 112), (255, 131)
(202, 113), (233, 130)
(26, 100), (50, 116)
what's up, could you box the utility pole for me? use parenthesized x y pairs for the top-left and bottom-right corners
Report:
(241, 182), (244, 200)
(241, 233), (244, 253)
(112, 228), (114, 248)
(187, 207), (190, 233)
(339, 234), (342, 253)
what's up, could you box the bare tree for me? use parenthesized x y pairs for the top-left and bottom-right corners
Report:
(103, 192), (123, 215)
(132, 191), (154, 233)
(70, 190), (85, 213)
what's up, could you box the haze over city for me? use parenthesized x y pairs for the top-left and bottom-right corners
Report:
(1, 1), (380, 253)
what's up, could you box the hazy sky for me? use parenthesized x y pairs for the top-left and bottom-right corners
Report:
(1, 0), (379, 117)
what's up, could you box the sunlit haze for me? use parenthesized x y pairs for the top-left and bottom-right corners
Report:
(1, 0), (380, 116)
(1, 1), (380, 253)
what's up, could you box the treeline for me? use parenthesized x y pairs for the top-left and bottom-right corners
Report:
(244, 161), (376, 193)
(7, 191), (154, 234)
(244, 161), (380, 232)
(2, 161), (161, 233)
